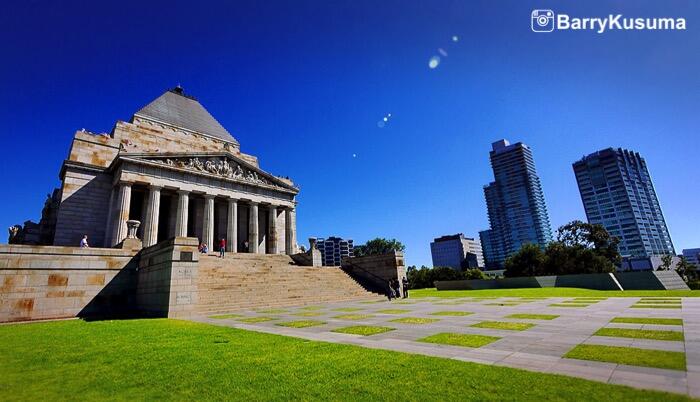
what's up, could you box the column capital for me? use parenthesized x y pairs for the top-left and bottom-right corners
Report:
(248, 200), (259, 206)
(117, 180), (133, 187)
(204, 194), (216, 200)
(149, 185), (163, 191)
(177, 189), (190, 195)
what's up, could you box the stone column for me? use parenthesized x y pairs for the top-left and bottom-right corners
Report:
(227, 198), (238, 252)
(174, 190), (189, 237)
(268, 206), (278, 254)
(103, 187), (116, 247)
(202, 195), (215, 251)
(111, 182), (132, 247)
(248, 202), (259, 254)
(285, 207), (296, 255)
(142, 186), (162, 248)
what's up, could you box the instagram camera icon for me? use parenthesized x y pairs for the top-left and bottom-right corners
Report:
(531, 9), (555, 32)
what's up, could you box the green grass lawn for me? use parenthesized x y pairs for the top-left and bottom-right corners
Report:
(333, 314), (375, 320)
(0, 319), (694, 401)
(256, 309), (288, 314)
(565, 344), (686, 371)
(506, 314), (559, 320)
(276, 320), (326, 328)
(331, 325), (395, 336)
(594, 328), (684, 341)
(611, 317), (683, 326)
(418, 332), (501, 348)
(375, 309), (410, 314)
(389, 317), (440, 325)
(237, 316), (277, 323)
(430, 311), (474, 316)
(332, 307), (363, 312)
(470, 321), (536, 331)
(293, 312), (324, 317)
(209, 313), (243, 319)
(631, 305), (681, 309)
(549, 303), (590, 308)
(410, 288), (699, 298)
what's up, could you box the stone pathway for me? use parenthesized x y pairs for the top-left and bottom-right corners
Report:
(190, 296), (700, 397)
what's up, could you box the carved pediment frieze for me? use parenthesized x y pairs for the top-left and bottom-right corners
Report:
(123, 154), (297, 191)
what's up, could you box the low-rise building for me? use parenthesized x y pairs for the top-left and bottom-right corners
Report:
(430, 233), (484, 270)
(316, 236), (354, 266)
(683, 248), (700, 267)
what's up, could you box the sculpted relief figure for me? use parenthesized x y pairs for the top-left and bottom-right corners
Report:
(150, 156), (276, 187)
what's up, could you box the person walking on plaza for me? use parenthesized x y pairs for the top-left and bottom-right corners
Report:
(219, 238), (226, 258)
(79, 235), (89, 248)
(387, 280), (395, 300)
(402, 277), (409, 298)
(392, 278), (402, 299)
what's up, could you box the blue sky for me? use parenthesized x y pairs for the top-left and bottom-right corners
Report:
(1, 0), (698, 267)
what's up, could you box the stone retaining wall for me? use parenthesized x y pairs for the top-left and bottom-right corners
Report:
(136, 237), (200, 318)
(0, 245), (137, 322)
(435, 270), (689, 291)
(342, 252), (406, 296)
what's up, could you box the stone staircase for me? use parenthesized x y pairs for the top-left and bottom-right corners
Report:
(195, 253), (384, 314)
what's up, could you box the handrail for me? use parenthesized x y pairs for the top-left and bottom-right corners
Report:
(341, 259), (389, 285)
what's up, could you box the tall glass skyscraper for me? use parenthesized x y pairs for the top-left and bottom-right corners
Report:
(573, 148), (675, 257)
(481, 139), (553, 268)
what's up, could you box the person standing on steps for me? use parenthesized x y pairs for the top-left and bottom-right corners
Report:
(402, 277), (409, 298)
(219, 238), (226, 258)
(79, 235), (89, 248)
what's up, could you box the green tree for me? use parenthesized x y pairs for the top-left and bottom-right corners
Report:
(504, 244), (546, 277)
(675, 256), (696, 280)
(556, 220), (621, 266)
(658, 254), (674, 271)
(353, 238), (405, 257)
(463, 268), (487, 280)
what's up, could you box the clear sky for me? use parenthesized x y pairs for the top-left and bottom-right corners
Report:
(1, 0), (698, 267)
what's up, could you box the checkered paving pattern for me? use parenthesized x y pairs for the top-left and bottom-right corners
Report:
(191, 296), (700, 397)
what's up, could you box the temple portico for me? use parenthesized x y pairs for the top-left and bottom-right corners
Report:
(106, 175), (297, 255)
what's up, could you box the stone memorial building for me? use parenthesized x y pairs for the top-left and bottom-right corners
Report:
(43, 86), (298, 253)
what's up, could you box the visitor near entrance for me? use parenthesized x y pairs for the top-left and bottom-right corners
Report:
(219, 238), (226, 258)
(79, 235), (89, 248)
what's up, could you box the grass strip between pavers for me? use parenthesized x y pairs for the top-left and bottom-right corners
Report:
(209, 314), (244, 319)
(332, 307), (363, 312)
(594, 328), (684, 341)
(611, 317), (683, 326)
(331, 325), (395, 336)
(565, 344), (686, 371)
(276, 320), (326, 328)
(237, 317), (277, 323)
(300, 306), (323, 310)
(333, 314), (374, 320)
(506, 314), (559, 320)
(631, 305), (681, 309)
(635, 300), (682, 305)
(470, 321), (535, 331)
(418, 332), (501, 348)
(376, 309), (410, 314)
(256, 309), (288, 314)
(292, 312), (324, 317)
(390, 317), (441, 325)
(430, 311), (474, 316)
(549, 303), (590, 308)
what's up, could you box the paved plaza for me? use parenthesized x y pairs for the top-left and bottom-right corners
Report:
(193, 296), (700, 397)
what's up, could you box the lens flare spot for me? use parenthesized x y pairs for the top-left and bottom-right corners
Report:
(452, 35), (459, 42)
(428, 56), (441, 69)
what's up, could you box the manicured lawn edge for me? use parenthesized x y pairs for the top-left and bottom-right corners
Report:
(565, 344), (686, 371)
